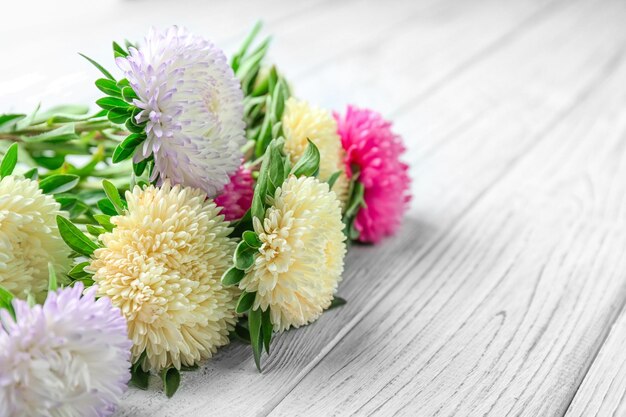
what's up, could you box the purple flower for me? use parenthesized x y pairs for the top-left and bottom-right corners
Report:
(0, 283), (131, 417)
(116, 26), (247, 198)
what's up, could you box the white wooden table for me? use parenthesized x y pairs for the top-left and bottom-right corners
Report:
(3, 0), (626, 415)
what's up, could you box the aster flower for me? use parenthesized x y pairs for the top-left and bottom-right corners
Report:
(0, 283), (131, 417)
(214, 165), (254, 221)
(115, 26), (246, 197)
(334, 106), (411, 243)
(282, 98), (349, 202)
(239, 175), (346, 332)
(90, 181), (238, 372)
(0, 175), (69, 300)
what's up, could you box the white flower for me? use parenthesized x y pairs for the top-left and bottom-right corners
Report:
(0, 175), (69, 300)
(117, 26), (247, 198)
(0, 283), (131, 417)
(239, 176), (346, 331)
(90, 182), (238, 372)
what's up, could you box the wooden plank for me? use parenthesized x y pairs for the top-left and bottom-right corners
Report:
(115, 0), (571, 415)
(268, 1), (626, 416)
(565, 305), (626, 417)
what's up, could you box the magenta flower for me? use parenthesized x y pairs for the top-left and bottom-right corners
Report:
(214, 166), (254, 221)
(0, 283), (131, 417)
(334, 106), (411, 243)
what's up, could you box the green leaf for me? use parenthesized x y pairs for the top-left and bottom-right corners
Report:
(79, 53), (115, 81)
(112, 143), (133, 163)
(39, 174), (79, 194)
(0, 142), (18, 178)
(97, 198), (117, 216)
(261, 308), (273, 354)
(133, 159), (148, 176)
(161, 367), (181, 398)
(102, 180), (125, 215)
(248, 307), (263, 372)
(327, 171), (341, 190)
(112, 41), (128, 58)
(56, 215), (99, 256)
(94, 214), (114, 232)
(232, 21), (263, 72)
(23, 124), (78, 143)
(107, 108), (131, 124)
(113, 133), (145, 163)
(231, 322), (251, 344)
(236, 291), (256, 314)
(68, 262), (92, 280)
(32, 154), (65, 170)
(125, 117), (145, 134)
(121, 86), (138, 102)
(130, 355), (150, 390)
(291, 139), (320, 178)
(96, 97), (130, 111)
(242, 231), (262, 249)
(222, 266), (245, 286)
(234, 241), (256, 270)
(328, 296), (347, 310)
(0, 114), (25, 129)
(0, 286), (15, 321)
(345, 181), (365, 218)
(95, 78), (121, 97)
(48, 263), (58, 292)
(23, 168), (38, 180)
(86, 224), (105, 237)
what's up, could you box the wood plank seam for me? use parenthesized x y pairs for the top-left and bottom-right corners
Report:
(264, 19), (626, 417)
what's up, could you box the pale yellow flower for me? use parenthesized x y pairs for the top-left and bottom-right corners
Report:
(239, 176), (346, 331)
(90, 182), (238, 372)
(282, 98), (349, 203)
(0, 176), (69, 299)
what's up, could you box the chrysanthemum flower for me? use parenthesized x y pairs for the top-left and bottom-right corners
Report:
(116, 26), (246, 198)
(0, 175), (69, 299)
(282, 98), (349, 203)
(239, 176), (346, 332)
(335, 106), (411, 243)
(214, 165), (254, 221)
(0, 283), (131, 417)
(90, 182), (238, 372)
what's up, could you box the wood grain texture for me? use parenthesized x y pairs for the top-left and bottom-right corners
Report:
(3, 0), (626, 416)
(269, 0), (626, 415)
(566, 306), (626, 417)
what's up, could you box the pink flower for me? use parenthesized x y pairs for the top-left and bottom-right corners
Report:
(334, 106), (411, 243)
(215, 166), (254, 221)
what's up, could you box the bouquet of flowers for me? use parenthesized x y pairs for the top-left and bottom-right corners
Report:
(0, 24), (411, 416)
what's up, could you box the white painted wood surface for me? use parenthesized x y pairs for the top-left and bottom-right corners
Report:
(2, 0), (626, 416)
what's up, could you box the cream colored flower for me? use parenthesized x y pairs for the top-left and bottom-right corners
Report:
(282, 98), (349, 203)
(90, 182), (238, 372)
(0, 175), (69, 299)
(239, 176), (346, 332)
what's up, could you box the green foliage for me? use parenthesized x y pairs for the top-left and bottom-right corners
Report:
(48, 263), (58, 292)
(0, 286), (15, 321)
(0, 142), (18, 178)
(102, 179), (126, 214)
(236, 291), (256, 314)
(290, 139), (320, 178)
(161, 367), (181, 398)
(39, 174), (79, 194)
(221, 266), (245, 286)
(328, 296), (347, 310)
(232, 23), (291, 157)
(248, 307), (263, 372)
(56, 215), (100, 256)
(130, 351), (150, 390)
(343, 167), (367, 241)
